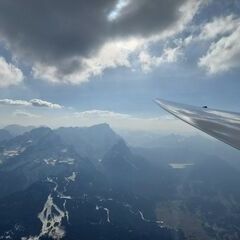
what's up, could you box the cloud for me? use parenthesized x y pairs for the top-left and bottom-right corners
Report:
(0, 0), (203, 84)
(199, 15), (240, 40)
(139, 46), (182, 72)
(74, 110), (131, 119)
(29, 99), (62, 109)
(0, 98), (63, 109)
(33, 38), (143, 84)
(0, 57), (23, 87)
(13, 110), (40, 118)
(198, 16), (240, 74)
(0, 99), (30, 107)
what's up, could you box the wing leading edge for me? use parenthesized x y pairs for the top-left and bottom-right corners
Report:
(155, 99), (240, 150)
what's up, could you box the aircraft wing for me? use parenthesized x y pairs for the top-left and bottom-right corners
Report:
(155, 99), (240, 150)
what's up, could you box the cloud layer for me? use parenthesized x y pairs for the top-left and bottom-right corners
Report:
(0, 0), (238, 86)
(13, 110), (40, 118)
(0, 99), (62, 109)
(0, 0), (201, 84)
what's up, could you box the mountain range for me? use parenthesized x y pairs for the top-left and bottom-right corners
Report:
(0, 124), (240, 240)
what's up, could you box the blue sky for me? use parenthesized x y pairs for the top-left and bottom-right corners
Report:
(0, 0), (239, 133)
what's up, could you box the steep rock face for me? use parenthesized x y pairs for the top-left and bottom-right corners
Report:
(101, 139), (173, 199)
(101, 140), (149, 194)
(55, 123), (121, 160)
(102, 139), (136, 173)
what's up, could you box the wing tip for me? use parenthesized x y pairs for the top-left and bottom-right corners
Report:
(154, 98), (170, 109)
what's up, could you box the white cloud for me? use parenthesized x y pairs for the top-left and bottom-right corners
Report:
(199, 15), (240, 40)
(0, 57), (24, 87)
(74, 110), (131, 119)
(33, 38), (143, 85)
(0, 98), (63, 109)
(199, 20), (240, 74)
(13, 110), (40, 118)
(30, 99), (62, 109)
(139, 46), (182, 72)
(0, 99), (30, 106)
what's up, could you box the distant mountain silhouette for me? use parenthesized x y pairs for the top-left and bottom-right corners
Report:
(55, 123), (121, 161)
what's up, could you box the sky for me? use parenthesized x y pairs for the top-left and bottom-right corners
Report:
(0, 0), (239, 134)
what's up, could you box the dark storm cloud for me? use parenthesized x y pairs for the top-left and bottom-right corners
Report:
(112, 0), (188, 37)
(0, 0), (190, 67)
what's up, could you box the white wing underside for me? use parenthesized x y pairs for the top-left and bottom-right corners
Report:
(155, 99), (240, 150)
